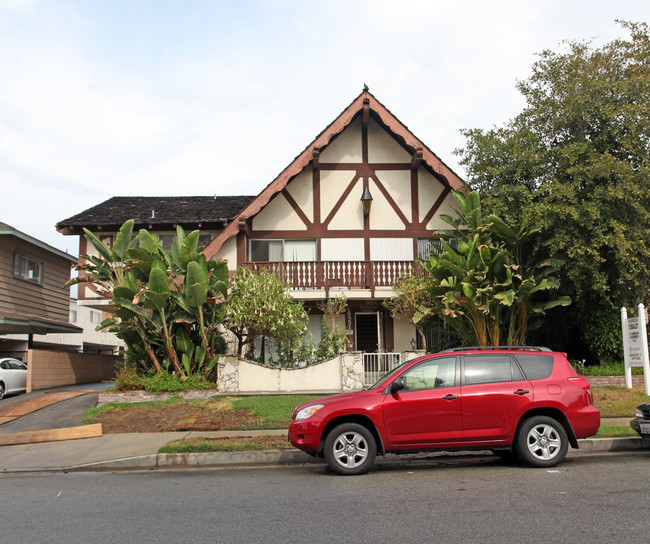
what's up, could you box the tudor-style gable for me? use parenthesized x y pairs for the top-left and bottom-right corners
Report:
(204, 89), (464, 272)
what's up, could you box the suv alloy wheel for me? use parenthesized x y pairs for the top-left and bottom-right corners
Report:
(324, 423), (377, 475)
(516, 416), (568, 467)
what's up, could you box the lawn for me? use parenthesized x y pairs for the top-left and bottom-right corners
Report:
(83, 386), (649, 452)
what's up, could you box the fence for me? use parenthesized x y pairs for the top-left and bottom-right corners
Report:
(363, 352), (403, 386)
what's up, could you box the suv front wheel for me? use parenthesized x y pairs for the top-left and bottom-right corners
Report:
(516, 416), (568, 468)
(324, 423), (377, 475)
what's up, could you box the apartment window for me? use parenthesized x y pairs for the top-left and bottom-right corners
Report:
(89, 310), (102, 324)
(250, 240), (316, 262)
(417, 238), (442, 260)
(70, 310), (77, 323)
(13, 253), (44, 285)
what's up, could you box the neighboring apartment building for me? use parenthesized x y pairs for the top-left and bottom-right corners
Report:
(0, 222), (82, 357)
(57, 89), (465, 356)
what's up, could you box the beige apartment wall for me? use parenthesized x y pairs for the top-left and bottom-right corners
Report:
(214, 236), (238, 270)
(26, 349), (118, 392)
(252, 193), (308, 231)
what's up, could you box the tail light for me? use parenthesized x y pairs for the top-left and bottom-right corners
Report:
(569, 376), (593, 403)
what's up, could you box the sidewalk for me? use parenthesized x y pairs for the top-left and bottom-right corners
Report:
(0, 388), (646, 474)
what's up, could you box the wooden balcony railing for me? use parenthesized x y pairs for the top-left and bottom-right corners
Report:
(241, 261), (425, 294)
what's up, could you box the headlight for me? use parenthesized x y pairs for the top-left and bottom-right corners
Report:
(294, 404), (324, 421)
(635, 408), (644, 418)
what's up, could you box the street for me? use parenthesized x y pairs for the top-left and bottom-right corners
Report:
(1, 451), (648, 544)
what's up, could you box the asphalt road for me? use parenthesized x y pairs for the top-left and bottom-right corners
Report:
(2, 451), (648, 544)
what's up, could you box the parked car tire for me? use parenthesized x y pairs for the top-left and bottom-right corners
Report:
(0, 382), (5, 400)
(516, 416), (568, 467)
(324, 423), (377, 475)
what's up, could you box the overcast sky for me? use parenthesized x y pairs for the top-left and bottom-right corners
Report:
(2, 0), (649, 255)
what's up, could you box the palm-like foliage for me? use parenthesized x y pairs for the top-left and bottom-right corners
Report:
(418, 191), (570, 346)
(68, 221), (229, 376)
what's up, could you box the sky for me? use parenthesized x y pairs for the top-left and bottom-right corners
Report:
(2, 0), (649, 256)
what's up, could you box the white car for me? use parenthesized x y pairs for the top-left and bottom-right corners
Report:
(0, 358), (28, 400)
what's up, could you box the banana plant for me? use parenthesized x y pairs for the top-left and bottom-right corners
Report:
(420, 190), (570, 346)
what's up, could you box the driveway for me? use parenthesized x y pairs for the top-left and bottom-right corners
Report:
(0, 383), (112, 433)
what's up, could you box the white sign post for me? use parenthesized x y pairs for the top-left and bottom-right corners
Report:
(621, 303), (650, 395)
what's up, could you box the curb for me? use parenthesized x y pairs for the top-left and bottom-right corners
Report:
(3, 437), (646, 474)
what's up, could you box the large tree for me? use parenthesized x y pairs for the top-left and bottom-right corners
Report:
(456, 21), (650, 359)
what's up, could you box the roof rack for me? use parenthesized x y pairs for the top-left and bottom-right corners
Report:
(441, 346), (552, 353)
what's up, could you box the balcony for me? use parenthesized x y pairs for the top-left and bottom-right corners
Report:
(241, 261), (425, 297)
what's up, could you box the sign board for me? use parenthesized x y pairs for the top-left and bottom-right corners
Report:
(624, 317), (644, 367)
(621, 304), (650, 395)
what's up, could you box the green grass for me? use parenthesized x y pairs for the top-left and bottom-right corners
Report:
(590, 424), (638, 439)
(225, 395), (322, 428)
(159, 435), (292, 454)
(593, 386), (650, 418)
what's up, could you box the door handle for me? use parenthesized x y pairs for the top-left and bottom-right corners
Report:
(442, 394), (459, 400)
(514, 389), (530, 395)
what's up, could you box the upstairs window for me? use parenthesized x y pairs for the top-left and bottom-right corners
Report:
(14, 253), (44, 285)
(250, 240), (316, 262)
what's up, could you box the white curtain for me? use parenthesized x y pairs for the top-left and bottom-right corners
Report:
(268, 241), (283, 261)
(284, 240), (316, 261)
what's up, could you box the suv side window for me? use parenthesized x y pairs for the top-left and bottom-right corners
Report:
(463, 354), (523, 386)
(515, 354), (554, 380)
(400, 356), (456, 391)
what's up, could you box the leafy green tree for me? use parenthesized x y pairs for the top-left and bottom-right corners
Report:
(219, 267), (309, 358)
(68, 221), (229, 377)
(456, 21), (650, 358)
(417, 191), (569, 346)
(384, 274), (435, 350)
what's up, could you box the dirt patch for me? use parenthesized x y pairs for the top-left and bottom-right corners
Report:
(94, 401), (262, 433)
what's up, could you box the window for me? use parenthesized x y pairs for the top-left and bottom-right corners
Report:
(515, 354), (554, 380)
(417, 238), (442, 260)
(70, 310), (77, 323)
(89, 311), (102, 324)
(400, 356), (456, 391)
(250, 239), (316, 262)
(463, 354), (523, 386)
(13, 253), (43, 285)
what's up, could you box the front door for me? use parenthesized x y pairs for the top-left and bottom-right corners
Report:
(356, 313), (380, 352)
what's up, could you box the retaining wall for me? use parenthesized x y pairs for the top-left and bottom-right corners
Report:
(586, 375), (646, 387)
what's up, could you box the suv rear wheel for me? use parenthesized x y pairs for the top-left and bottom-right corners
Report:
(516, 416), (568, 467)
(324, 423), (376, 475)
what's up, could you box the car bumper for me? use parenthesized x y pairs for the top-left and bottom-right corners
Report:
(288, 419), (323, 453)
(630, 418), (650, 439)
(567, 406), (601, 439)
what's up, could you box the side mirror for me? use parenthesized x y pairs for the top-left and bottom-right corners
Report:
(388, 377), (405, 394)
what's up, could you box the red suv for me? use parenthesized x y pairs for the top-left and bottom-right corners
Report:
(289, 347), (600, 475)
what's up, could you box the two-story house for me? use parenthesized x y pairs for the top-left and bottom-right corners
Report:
(202, 89), (465, 356)
(0, 222), (82, 357)
(57, 89), (465, 359)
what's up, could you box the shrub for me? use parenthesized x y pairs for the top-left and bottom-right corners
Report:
(114, 366), (146, 391)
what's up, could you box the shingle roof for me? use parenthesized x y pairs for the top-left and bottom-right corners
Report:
(57, 195), (254, 235)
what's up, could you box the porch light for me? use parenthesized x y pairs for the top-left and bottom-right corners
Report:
(361, 186), (373, 217)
